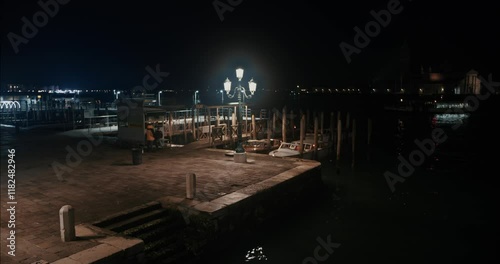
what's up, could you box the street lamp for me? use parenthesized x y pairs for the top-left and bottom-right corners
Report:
(223, 67), (257, 160)
(220, 89), (224, 104)
(158, 90), (163, 106)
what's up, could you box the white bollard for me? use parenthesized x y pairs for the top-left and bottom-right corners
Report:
(186, 173), (196, 199)
(59, 205), (75, 242)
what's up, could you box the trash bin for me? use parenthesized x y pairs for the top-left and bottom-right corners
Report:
(132, 148), (143, 165)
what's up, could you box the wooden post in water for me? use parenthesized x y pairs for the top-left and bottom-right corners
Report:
(367, 118), (372, 161)
(291, 110), (295, 140)
(306, 109), (310, 132)
(282, 106), (287, 143)
(184, 114), (187, 143)
(337, 118), (342, 161)
(346, 112), (350, 130)
(252, 114), (256, 140)
(368, 118), (372, 145)
(352, 119), (356, 168)
(205, 108), (208, 126)
(272, 111), (276, 139)
(169, 111), (173, 144)
(192, 109), (196, 141)
(267, 118), (271, 147)
(314, 116), (319, 160)
(300, 114), (305, 156)
(216, 107), (220, 127)
(330, 112), (335, 147)
(320, 112), (324, 139)
(313, 110), (316, 131)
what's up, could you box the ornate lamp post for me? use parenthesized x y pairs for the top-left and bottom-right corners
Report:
(224, 67), (257, 162)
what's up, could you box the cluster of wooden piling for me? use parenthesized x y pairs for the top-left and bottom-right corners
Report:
(182, 105), (374, 164)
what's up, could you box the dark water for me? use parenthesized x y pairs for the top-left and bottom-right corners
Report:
(2, 97), (498, 264)
(192, 105), (499, 263)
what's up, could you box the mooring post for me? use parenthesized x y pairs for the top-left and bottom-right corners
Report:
(290, 110), (295, 140)
(314, 116), (319, 160)
(352, 119), (356, 168)
(186, 173), (196, 199)
(337, 119), (342, 161)
(192, 109), (196, 141)
(320, 112), (324, 139)
(267, 118), (271, 147)
(367, 118), (372, 161)
(368, 118), (372, 145)
(306, 109), (310, 132)
(169, 111), (173, 144)
(330, 112), (335, 148)
(272, 111), (276, 139)
(346, 112), (350, 131)
(184, 114), (187, 144)
(300, 114), (305, 155)
(59, 205), (75, 242)
(282, 106), (287, 143)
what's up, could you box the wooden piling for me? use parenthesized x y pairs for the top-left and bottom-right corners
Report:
(330, 112), (335, 144)
(320, 112), (324, 138)
(306, 109), (310, 132)
(216, 107), (220, 127)
(368, 118), (372, 145)
(267, 118), (272, 146)
(314, 116), (318, 160)
(169, 111), (173, 143)
(337, 119), (342, 161)
(272, 111), (276, 139)
(192, 109), (196, 140)
(346, 112), (350, 130)
(282, 106), (287, 143)
(300, 115), (305, 155)
(184, 114), (187, 143)
(352, 119), (356, 168)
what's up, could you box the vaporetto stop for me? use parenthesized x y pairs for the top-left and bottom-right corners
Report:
(0, 101), (21, 109)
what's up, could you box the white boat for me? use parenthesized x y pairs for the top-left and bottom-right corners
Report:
(243, 138), (281, 153)
(268, 141), (315, 158)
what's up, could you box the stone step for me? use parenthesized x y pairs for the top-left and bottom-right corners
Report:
(93, 201), (162, 229)
(104, 208), (170, 233)
(135, 219), (186, 244)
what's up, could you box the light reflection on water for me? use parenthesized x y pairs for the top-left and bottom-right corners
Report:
(433, 113), (470, 124)
(245, 246), (268, 262)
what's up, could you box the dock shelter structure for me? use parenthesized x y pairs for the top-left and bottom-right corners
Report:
(116, 99), (265, 147)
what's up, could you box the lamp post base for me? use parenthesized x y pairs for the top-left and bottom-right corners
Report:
(234, 152), (247, 163)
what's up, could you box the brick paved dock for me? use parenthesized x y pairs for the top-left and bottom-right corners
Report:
(1, 127), (321, 263)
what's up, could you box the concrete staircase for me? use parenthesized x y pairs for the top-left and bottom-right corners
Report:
(93, 202), (189, 264)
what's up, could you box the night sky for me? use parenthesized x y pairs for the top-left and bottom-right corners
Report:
(1, 0), (499, 92)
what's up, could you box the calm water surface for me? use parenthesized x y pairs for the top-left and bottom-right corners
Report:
(192, 109), (498, 264)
